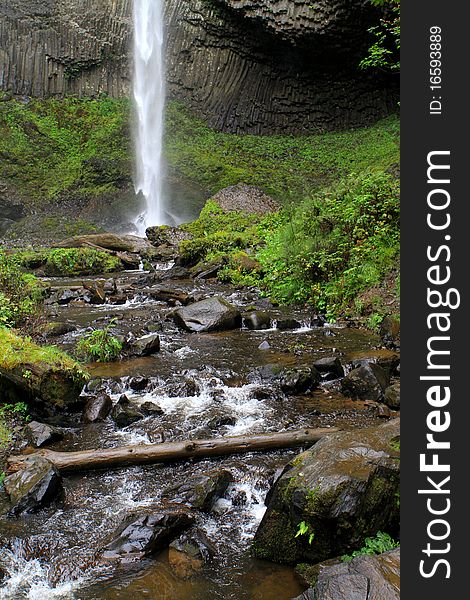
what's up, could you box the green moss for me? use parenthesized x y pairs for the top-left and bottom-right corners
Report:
(165, 102), (399, 204)
(0, 327), (88, 382)
(252, 511), (299, 564)
(13, 248), (122, 276)
(0, 97), (131, 200)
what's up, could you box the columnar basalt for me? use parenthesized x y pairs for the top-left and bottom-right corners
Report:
(0, 0), (398, 133)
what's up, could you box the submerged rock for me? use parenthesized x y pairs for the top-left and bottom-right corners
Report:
(252, 420), (400, 564)
(162, 470), (233, 512)
(341, 363), (390, 401)
(25, 421), (63, 448)
(173, 297), (242, 333)
(295, 548), (400, 600)
(4, 457), (63, 517)
(169, 529), (216, 579)
(102, 508), (195, 561)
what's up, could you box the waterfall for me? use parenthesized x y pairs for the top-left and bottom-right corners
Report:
(133, 0), (166, 234)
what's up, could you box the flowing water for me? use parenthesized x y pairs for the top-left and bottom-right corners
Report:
(133, 0), (166, 233)
(0, 264), (393, 599)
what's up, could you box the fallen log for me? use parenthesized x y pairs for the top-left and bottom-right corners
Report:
(7, 428), (338, 474)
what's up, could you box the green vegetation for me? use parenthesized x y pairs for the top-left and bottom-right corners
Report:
(0, 251), (45, 327)
(341, 531), (399, 562)
(0, 326), (87, 382)
(360, 0), (400, 73)
(77, 321), (122, 362)
(0, 402), (30, 449)
(166, 102), (399, 203)
(13, 247), (123, 276)
(295, 521), (315, 545)
(0, 97), (131, 199)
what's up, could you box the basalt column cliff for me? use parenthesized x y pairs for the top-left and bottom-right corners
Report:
(0, 0), (398, 133)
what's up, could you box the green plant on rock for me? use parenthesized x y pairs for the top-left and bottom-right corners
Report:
(295, 521), (315, 545)
(0, 402), (31, 448)
(13, 248), (122, 277)
(341, 531), (399, 562)
(77, 321), (122, 363)
(360, 0), (400, 73)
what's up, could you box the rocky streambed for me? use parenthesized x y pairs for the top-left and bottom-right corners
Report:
(0, 239), (400, 600)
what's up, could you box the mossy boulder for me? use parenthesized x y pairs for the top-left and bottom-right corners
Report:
(252, 419), (400, 564)
(0, 328), (88, 412)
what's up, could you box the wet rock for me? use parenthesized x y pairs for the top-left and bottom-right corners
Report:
(140, 401), (164, 416)
(208, 184), (279, 214)
(252, 420), (400, 564)
(297, 548), (400, 600)
(249, 364), (320, 395)
(310, 315), (327, 327)
(57, 233), (152, 254)
(159, 266), (191, 280)
(111, 397), (144, 428)
(313, 356), (345, 380)
(348, 351), (400, 379)
(146, 225), (192, 249)
(169, 529), (216, 579)
(384, 383), (400, 409)
(58, 289), (80, 305)
(244, 311), (271, 330)
(102, 508), (195, 561)
(258, 341), (271, 350)
(147, 287), (190, 306)
(116, 251), (141, 270)
(83, 393), (113, 423)
(207, 415), (237, 429)
(84, 281), (106, 304)
(165, 378), (200, 398)
(42, 322), (77, 338)
(108, 294), (128, 305)
(128, 333), (160, 357)
(173, 297), (242, 333)
(341, 363), (390, 402)
(129, 376), (150, 391)
(276, 318), (302, 331)
(163, 470), (233, 512)
(4, 457), (63, 517)
(25, 421), (63, 448)
(191, 257), (226, 280)
(250, 386), (274, 400)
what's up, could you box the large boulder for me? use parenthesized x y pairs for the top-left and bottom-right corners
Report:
(102, 508), (195, 560)
(341, 363), (390, 401)
(252, 420), (400, 564)
(3, 457), (63, 516)
(295, 549), (400, 600)
(208, 184), (279, 215)
(248, 364), (321, 395)
(128, 333), (161, 357)
(83, 393), (113, 423)
(172, 297), (242, 333)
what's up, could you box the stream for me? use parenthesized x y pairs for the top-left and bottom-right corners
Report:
(0, 263), (392, 600)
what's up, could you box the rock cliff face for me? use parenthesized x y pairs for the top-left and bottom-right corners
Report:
(0, 0), (398, 133)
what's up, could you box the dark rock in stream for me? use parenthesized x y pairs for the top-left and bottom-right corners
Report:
(294, 548), (400, 600)
(162, 470), (233, 512)
(129, 376), (150, 391)
(244, 311), (272, 330)
(173, 297), (242, 333)
(140, 401), (164, 416)
(313, 356), (345, 380)
(84, 281), (106, 304)
(384, 383), (400, 409)
(169, 529), (216, 579)
(83, 393), (113, 423)
(3, 457), (63, 517)
(102, 507), (195, 561)
(341, 363), (390, 402)
(128, 333), (161, 357)
(158, 266), (191, 281)
(276, 318), (302, 330)
(111, 396), (144, 427)
(252, 419), (400, 565)
(42, 322), (77, 338)
(24, 421), (63, 448)
(248, 364), (321, 395)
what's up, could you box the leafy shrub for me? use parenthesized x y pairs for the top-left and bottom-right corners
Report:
(341, 531), (399, 562)
(0, 402), (30, 449)
(0, 251), (45, 327)
(77, 322), (122, 362)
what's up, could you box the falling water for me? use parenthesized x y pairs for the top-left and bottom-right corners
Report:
(133, 0), (166, 233)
